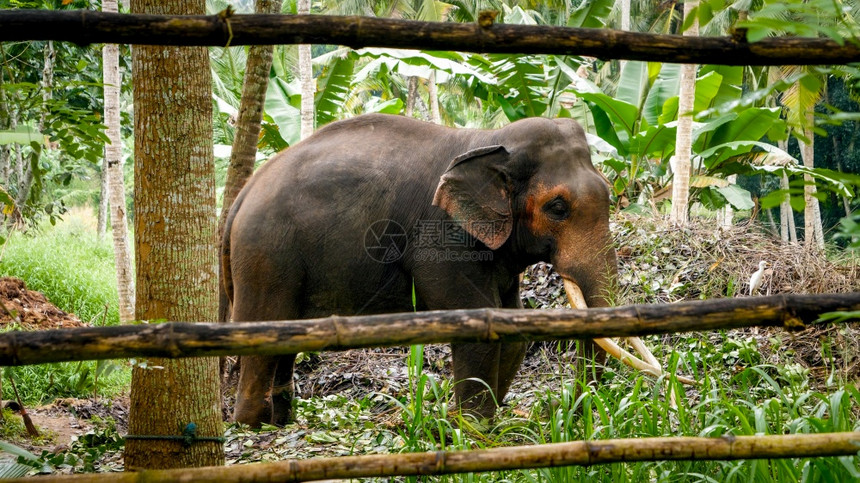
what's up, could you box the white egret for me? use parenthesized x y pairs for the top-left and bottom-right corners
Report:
(749, 260), (769, 296)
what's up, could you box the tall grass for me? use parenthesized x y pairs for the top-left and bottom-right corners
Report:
(392, 335), (860, 482)
(0, 209), (124, 326)
(0, 210), (131, 404)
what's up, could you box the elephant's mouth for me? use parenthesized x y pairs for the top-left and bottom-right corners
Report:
(561, 278), (662, 378)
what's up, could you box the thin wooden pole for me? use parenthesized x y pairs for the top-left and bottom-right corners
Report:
(0, 293), (857, 366)
(12, 432), (860, 482)
(1, 10), (860, 65)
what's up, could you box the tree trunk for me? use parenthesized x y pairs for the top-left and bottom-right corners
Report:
(778, 140), (791, 242)
(812, 191), (824, 244)
(97, 162), (108, 237)
(788, 187), (798, 243)
(428, 70), (441, 124)
(780, 172), (791, 242)
(836, 159), (851, 217)
(13, 143), (22, 193)
(619, 0), (630, 72)
(125, 0), (223, 470)
(103, 0), (135, 324)
(0, 146), (8, 187)
(718, 174), (736, 229)
(217, 0), (281, 326)
(405, 75), (418, 118)
(669, 0), (698, 225)
(298, 0), (314, 140)
(798, 112), (824, 250)
(0, 70), (9, 187)
(9, 109), (21, 190)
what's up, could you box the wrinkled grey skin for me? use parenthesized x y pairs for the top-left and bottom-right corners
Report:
(222, 113), (617, 427)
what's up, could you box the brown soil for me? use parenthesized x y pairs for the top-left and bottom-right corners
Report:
(0, 277), (84, 330)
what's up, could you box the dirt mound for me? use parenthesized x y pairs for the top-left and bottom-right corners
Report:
(0, 277), (85, 330)
(612, 214), (860, 302)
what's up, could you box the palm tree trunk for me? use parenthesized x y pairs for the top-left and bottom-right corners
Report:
(298, 0), (314, 140)
(619, 0), (630, 72)
(0, 70), (9, 187)
(799, 112), (824, 250)
(780, 172), (791, 242)
(0, 146), (7, 187)
(428, 69), (441, 124)
(620, 0), (630, 31)
(217, 0), (281, 325)
(97, 164), (108, 237)
(103, 0), (135, 324)
(778, 140), (792, 242)
(720, 174), (736, 229)
(669, 0), (698, 225)
(125, 0), (223, 469)
(836, 156), (852, 217)
(405, 76), (418, 118)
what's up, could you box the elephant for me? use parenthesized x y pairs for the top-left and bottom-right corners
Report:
(221, 113), (619, 428)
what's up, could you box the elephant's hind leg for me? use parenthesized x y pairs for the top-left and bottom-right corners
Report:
(231, 266), (303, 428)
(235, 354), (278, 427)
(271, 354), (297, 426)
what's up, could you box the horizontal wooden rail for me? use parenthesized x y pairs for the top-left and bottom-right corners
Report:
(2, 10), (860, 65)
(1, 293), (857, 366)
(13, 432), (860, 482)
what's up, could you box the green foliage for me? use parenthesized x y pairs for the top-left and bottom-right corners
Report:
(20, 415), (125, 474)
(0, 218), (123, 325)
(315, 52), (358, 126)
(263, 76), (302, 149)
(0, 439), (48, 477)
(837, 208), (860, 249)
(0, 409), (30, 442)
(738, 0), (860, 43)
(493, 336), (859, 482)
(567, 0), (613, 29)
(0, 7), (109, 227)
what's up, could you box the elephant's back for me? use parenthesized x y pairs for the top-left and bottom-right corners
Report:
(228, 114), (463, 316)
(237, 115), (469, 227)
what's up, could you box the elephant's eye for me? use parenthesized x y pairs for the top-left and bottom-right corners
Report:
(542, 197), (570, 221)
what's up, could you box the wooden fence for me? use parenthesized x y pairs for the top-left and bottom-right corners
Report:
(14, 433), (860, 482)
(2, 10), (860, 64)
(2, 293), (860, 481)
(1, 293), (859, 366)
(2, 9), (860, 481)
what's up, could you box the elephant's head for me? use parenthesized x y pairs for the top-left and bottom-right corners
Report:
(433, 117), (617, 309)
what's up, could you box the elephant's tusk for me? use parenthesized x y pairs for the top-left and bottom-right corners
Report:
(562, 279), (660, 376)
(562, 279), (698, 387)
(626, 337), (662, 374)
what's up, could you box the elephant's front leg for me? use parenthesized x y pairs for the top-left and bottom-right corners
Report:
(452, 341), (528, 420)
(496, 342), (528, 401)
(414, 263), (524, 421)
(495, 281), (528, 404)
(451, 342), (501, 420)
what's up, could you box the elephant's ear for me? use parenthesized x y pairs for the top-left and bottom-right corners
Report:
(432, 145), (512, 250)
